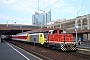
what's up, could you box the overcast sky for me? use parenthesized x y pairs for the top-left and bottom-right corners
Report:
(0, 0), (89, 25)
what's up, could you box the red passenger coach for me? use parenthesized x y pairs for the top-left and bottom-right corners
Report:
(12, 33), (28, 41)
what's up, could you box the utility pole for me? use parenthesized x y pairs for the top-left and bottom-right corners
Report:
(75, 19), (78, 45)
(75, 28), (78, 44)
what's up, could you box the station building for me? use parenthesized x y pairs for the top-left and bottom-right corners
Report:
(47, 14), (90, 42)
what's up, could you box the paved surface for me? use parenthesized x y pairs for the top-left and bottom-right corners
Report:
(0, 41), (42, 60)
(77, 41), (90, 49)
(76, 42), (90, 55)
(77, 44), (90, 49)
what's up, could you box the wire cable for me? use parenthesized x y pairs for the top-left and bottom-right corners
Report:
(43, 0), (60, 10)
(39, 0), (50, 9)
(22, 16), (32, 23)
(19, 0), (60, 24)
(20, 0), (50, 24)
(77, 0), (84, 16)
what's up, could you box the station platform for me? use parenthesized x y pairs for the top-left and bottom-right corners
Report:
(0, 40), (41, 60)
(0, 40), (90, 58)
(76, 42), (90, 55)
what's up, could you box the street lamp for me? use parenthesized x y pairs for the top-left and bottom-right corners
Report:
(74, 11), (79, 45)
(74, 23), (79, 45)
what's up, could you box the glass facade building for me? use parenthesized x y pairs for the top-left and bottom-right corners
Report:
(32, 10), (51, 26)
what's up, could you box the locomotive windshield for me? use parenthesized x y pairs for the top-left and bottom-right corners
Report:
(53, 30), (57, 34)
(49, 30), (64, 34)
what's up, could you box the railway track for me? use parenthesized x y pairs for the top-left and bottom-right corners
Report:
(6, 40), (90, 60)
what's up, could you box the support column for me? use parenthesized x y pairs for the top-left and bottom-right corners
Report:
(63, 21), (64, 31)
(75, 18), (78, 25)
(60, 23), (61, 29)
(81, 17), (83, 29)
(53, 25), (54, 28)
(7, 21), (8, 27)
(87, 15), (90, 29)
(75, 18), (78, 44)
(50, 25), (52, 28)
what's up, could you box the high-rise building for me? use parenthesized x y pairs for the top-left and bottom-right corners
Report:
(32, 10), (51, 26)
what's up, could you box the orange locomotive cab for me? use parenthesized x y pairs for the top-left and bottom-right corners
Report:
(46, 29), (76, 51)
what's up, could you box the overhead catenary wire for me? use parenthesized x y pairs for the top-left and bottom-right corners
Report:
(24, 0), (50, 18)
(22, 17), (32, 23)
(43, 0), (60, 10)
(77, 0), (84, 16)
(19, 0), (61, 24)
(38, 0), (50, 9)
(16, 0), (50, 24)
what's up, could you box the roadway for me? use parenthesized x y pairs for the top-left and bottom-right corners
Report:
(0, 40), (42, 60)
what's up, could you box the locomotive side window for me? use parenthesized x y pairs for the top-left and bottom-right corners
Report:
(53, 30), (57, 34)
(48, 31), (52, 35)
(49, 30), (54, 35)
(48, 32), (51, 35)
(60, 30), (64, 34)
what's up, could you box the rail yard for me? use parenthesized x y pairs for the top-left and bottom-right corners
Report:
(6, 40), (90, 60)
(1, 28), (90, 60)
(0, 0), (90, 60)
